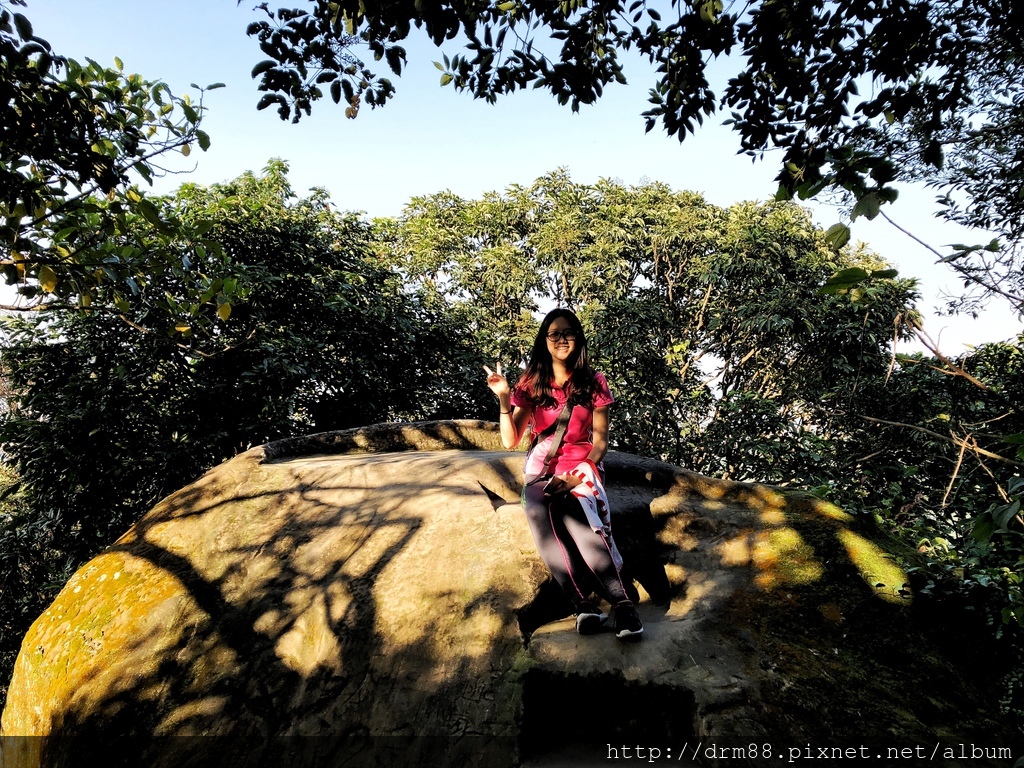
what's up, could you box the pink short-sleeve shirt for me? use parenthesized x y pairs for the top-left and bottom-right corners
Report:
(510, 371), (614, 476)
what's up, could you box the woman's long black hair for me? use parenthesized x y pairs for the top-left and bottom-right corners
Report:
(515, 308), (598, 409)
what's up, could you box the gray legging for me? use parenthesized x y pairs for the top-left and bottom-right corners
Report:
(522, 478), (629, 607)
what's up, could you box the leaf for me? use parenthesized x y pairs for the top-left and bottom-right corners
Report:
(137, 199), (164, 227)
(256, 93), (286, 111)
(13, 13), (33, 40)
(440, 73), (454, 86)
(53, 227), (77, 244)
(38, 265), (58, 293)
(994, 499), (1022, 530)
(871, 268), (898, 279)
(217, 302), (232, 321)
(385, 46), (403, 75)
(819, 267), (870, 295)
(251, 60), (276, 78)
(824, 223), (851, 249)
(851, 192), (881, 221)
(971, 516), (995, 547)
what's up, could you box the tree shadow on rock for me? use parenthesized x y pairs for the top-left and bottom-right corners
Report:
(18, 446), (540, 768)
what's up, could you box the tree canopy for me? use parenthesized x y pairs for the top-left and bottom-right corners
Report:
(247, 2), (1020, 216)
(385, 170), (921, 471)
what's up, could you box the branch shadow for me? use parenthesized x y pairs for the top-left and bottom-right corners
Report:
(11, 440), (539, 767)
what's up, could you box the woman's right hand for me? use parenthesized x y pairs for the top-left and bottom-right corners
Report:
(483, 362), (510, 399)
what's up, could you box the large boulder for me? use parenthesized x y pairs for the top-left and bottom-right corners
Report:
(1, 421), (1017, 766)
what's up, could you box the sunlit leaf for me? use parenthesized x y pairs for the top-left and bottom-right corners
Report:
(38, 265), (58, 293)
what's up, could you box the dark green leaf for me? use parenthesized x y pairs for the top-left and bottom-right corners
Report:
(13, 12), (32, 40)
(251, 60), (276, 78)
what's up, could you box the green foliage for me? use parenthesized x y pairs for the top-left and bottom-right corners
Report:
(1, 0), (228, 330)
(0, 461), (76, 708)
(805, 338), (1024, 691)
(966, 477), (1024, 634)
(1, 162), (485, 536)
(815, 338), (1024, 533)
(246, 4), (398, 122)
(388, 171), (920, 476)
(248, 0), (1024, 319)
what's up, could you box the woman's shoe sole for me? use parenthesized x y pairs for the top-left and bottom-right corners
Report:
(615, 626), (644, 641)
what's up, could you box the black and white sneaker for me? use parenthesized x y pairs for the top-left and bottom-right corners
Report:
(612, 602), (644, 641)
(574, 601), (606, 635)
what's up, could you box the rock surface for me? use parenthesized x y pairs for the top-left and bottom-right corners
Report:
(0, 420), (1017, 767)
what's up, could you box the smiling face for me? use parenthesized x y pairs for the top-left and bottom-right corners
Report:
(545, 315), (577, 367)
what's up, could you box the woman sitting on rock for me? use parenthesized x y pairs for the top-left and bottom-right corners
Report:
(484, 308), (643, 640)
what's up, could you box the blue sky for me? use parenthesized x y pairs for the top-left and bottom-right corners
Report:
(24, 0), (1019, 351)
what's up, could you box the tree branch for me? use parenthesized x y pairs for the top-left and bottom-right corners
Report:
(910, 324), (996, 393)
(879, 208), (1024, 313)
(851, 413), (1024, 468)
(116, 315), (257, 359)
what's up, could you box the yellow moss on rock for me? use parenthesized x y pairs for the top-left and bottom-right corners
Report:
(752, 526), (825, 589)
(839, 529), (912, 604)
